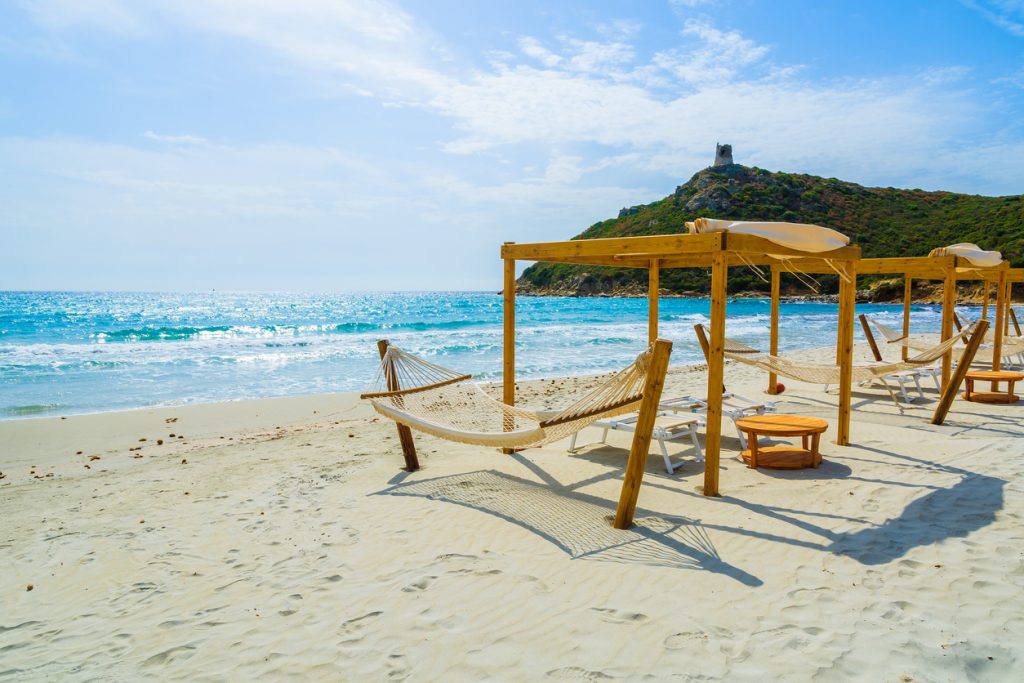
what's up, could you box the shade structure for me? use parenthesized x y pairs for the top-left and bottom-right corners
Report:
(501, 224), (861, 521)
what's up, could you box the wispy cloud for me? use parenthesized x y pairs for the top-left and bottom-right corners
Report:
(962, 0), (1024, 37)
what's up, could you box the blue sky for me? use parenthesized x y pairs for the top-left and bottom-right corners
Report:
(1, 0), (1023, 291)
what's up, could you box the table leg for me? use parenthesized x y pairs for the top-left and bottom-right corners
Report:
(747, 430), (758, 468)
(1008, 380), (1017, 403)
(965, 378), (973, 400)
(811, 433), (821, 468)
(802, 434), (809, 450)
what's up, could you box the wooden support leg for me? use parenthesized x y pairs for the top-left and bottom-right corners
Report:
(648, 259), (659, 345)
(941, 269), (957, 392)
(768, 266), (780, 394)
(859, 313), (882, 362)
(902, 278), (912, 361)
(613, 338), (673, 530)
(836, 261), (856, 446)
(702, 251), (729, 496)
(993, 272), (1007, 384)
(932, 320), (990, 425)
(503, 255), (516, 454)
(377, 340), (419, 471)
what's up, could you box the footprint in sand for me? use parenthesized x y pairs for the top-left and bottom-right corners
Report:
(589, 607), (647, 624)
(402, 576), (436, 592)
(663, 630), (710, 649)
(544, 666), (614, 680)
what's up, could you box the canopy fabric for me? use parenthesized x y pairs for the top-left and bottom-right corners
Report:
(686, 217), (850, 254)
(928, 243), (1003, 268)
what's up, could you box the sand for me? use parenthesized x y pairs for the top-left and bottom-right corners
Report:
(2, 344), (1023, 681)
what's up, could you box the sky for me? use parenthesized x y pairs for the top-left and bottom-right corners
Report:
(1, 0), (1023, 292)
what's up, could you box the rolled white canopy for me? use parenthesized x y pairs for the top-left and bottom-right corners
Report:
(928, 243), (1003, 268)
(686, 217), (850, 254)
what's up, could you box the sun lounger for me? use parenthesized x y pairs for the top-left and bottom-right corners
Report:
(568, 411), (703, 474)
(658, 392), (775, 449)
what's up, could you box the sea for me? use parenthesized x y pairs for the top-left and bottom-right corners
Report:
(0, 291), (964, 420)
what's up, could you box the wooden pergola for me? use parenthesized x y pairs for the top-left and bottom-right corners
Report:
(856, 256), (1016, 389)
(501, 231), (861, 526)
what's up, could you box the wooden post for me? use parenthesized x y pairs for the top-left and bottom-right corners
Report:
(503, 254), (516, 454)
(1011, 307), (1022, 337)
(941, 266), (957, 392)
(767, 265), (780, 394)
(613, 338), (673, 529)
(836, 261), (856, 446)
(858, 313), (882, 362)
(648, 259), (659, 345)
(992, 271), (1006, 377)
(982, 281), (990, 321)
(902, 277), (912, 361)
(932, 320), (990, 425)
(702, 251), (728, 497)
(1004, 281), (1013, 336)
(377, 339), (419, 471)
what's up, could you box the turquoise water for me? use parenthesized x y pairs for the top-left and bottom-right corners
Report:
(0, 291), (960, 419)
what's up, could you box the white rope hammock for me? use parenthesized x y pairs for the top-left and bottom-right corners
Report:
(698, 323), (975, 385)
(361, 345), (655, 449)
(866, 316), (1024, 360)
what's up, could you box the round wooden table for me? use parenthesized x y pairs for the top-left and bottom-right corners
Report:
(734, 414), (829, 469)
(963, 370), (1024, 404)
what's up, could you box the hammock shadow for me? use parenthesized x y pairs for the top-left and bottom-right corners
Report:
(374, 469), (762, 586)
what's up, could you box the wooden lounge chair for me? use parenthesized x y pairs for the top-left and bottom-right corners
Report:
(568, 411), (703, 474)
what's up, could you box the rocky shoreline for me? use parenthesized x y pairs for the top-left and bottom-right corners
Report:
(513, 279), (1006, 305)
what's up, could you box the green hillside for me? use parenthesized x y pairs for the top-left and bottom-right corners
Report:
(517, 164), (1024, 296)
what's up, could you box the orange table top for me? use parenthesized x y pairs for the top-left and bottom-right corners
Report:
(965, 370), (1024, 381)
(734, 414), (828, 437)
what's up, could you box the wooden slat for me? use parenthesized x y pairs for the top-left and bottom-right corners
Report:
(360, 373), (472, 399)
(539, 394), (642, 428)
(613, 338), (673, 530)
(501, 232), (723, 261)
(932, 320), (990, 425)
(702, 251), (728, 497)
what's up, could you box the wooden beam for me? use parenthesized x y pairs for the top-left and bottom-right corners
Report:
(902, 278), (912, 361)
(859, 313), (882, 362)
(941, 265), (957, 391)
(982, 280), (990, 321)
(1011, 307), (1022, 337)
(613, 338), (673, 529)
(858, 256), (954, 277)
(702, 251), (728, 497)
(836, 261), (856, 446)
(648, 259), (659, 345)
(767, 266), (781, 394)
(377, 339), (419, 471)
(501, 232), (723, 261)
(932, 320), (990, 425)
(503, 255), (516, 454)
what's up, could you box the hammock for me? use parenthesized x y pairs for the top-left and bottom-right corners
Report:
(712, 324), (973, 384)
(361, 345), (655, 449)
(867, 316), (1024, 361)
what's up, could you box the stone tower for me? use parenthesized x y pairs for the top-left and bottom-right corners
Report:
(713, 143), (733, 166)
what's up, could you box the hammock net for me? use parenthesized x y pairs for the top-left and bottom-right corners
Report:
(361, 345), (654, 448)
(699, 323), (976, 385)
(866, 316), (1024, 360)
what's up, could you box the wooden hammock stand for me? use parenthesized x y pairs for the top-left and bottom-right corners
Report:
(501, 231), (861, 528)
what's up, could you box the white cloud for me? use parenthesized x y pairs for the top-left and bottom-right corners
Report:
(962, 0), (1024, 37)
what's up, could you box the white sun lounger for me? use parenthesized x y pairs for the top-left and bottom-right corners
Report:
(658, 392), (775, 450)
(568, 411), (703, 474)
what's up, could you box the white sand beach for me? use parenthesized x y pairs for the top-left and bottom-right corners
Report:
(2, 344), (1023, 681)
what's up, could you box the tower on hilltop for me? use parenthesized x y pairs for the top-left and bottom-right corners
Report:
(713, 143), (733, 166)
